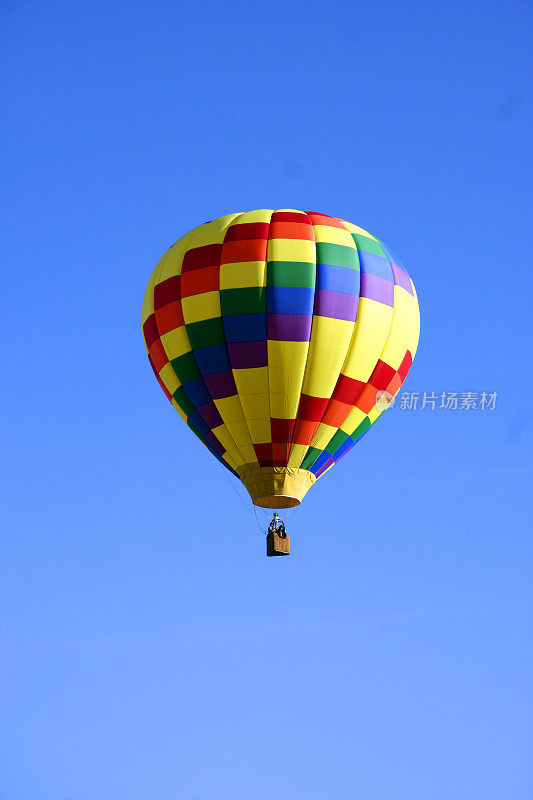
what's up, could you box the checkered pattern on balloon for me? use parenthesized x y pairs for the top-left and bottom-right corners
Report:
(142, 210), (420, 508)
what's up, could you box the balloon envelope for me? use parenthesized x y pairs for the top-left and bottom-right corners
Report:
(142, 210), (419, 508)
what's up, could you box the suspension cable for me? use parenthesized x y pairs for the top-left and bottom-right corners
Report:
(218, 463), (268, 535)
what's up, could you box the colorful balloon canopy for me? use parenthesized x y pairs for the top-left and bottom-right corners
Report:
(142, 210), (420, 508)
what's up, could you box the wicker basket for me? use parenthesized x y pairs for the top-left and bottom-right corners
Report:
(266, 531), (290, 557)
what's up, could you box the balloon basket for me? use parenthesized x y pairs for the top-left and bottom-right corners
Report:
(266, 531), (290, 557)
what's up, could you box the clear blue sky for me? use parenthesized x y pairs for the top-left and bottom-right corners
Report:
(1, 1), (532, 798)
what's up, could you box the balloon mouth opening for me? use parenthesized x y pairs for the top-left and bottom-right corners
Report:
(240, 467), (315, 508)
(253, 495), (301, 509)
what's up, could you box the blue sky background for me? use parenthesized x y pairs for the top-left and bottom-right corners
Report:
(1, 1), (532, 798)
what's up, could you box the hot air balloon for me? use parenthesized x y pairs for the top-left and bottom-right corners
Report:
(142, 209), (419, 549)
